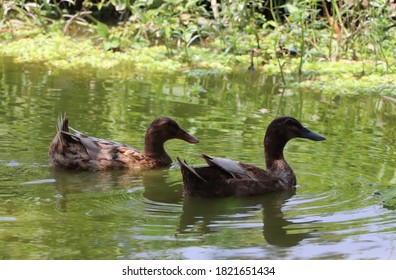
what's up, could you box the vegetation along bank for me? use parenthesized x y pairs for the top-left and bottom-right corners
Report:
(1, 0), (395, 95)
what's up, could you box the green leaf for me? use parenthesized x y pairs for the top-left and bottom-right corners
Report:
(284, 4), (299, 14)
(97, 22), (109, 39)
(109, 37), (121, 48)
(187, 34), (200, 47)
(103, 41), (111, 51)
(103, 37), (121, 51)
(266, 20), (278, 28)
(378, 187), (396, 210)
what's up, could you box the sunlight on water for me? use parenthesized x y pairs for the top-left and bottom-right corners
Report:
(0, 57), (395, 260)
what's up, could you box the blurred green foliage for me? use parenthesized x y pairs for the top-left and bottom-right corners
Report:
(0, 1), (395, 78)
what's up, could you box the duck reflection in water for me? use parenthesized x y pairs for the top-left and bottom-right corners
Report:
(51, 168), (145, 212)
(51, 167), (184, 212)
(51, 168), (315, 247)
(179, 189), (316, 247)
(140, 168), (184, 203)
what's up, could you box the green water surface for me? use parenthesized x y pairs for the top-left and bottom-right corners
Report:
(0, 57), (395, 259)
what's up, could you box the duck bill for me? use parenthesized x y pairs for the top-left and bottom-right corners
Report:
(299, 127), (326, 141)
(177, 129), (199, 144)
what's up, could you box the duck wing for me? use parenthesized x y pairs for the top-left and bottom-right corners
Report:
(201, 154), (285, 194)
(177, 157), (237, 197)
(65, 130), (149, 170)
(227, 175), (285, 196)
(65, 127), (141, 160)
(200, 154), (261, 180)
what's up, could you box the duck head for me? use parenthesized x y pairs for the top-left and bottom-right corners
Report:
(264, 117), (325, 168)
(265, 116), (325, 145)
(143, 117), (198, 162)
(146, 117), (199, 144)
(145, 117), (199, 144)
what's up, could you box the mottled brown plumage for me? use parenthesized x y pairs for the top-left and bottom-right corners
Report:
(49, 114), (198, 171)
(177, 116), (325, 198)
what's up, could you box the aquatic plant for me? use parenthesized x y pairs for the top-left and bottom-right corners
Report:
(376, 188), (396, 210)
(0, 0), (395, 78)
(95, 21), (122, 51)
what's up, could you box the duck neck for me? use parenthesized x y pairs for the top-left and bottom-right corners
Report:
(264, 140), (288, 170)
(144, 134), (172, 165)
(264, 138), (296, 186)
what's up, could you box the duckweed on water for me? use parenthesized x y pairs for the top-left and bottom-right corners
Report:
(1, 29), (395, 96)
(0, 30), (232, 73)
(298, 63), (396, 95)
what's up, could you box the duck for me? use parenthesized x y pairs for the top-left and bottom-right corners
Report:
(177, 116), (325, 198)
(49, 114), (199, 171)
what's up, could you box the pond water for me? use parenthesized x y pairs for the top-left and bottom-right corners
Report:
(0, 56), (395, 260)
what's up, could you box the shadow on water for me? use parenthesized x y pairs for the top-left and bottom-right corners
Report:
(179, 189), (317, 247)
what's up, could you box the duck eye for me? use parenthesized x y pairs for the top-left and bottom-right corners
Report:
(285, 119), (296, 126)
(165, 122), (179, 132)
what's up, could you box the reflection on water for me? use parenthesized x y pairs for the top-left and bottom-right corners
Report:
(1, 56), (396, 259)
(179, 189), (316, 247)
(51, 168), (315, 248)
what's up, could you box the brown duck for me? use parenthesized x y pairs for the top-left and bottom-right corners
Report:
(49, 114), (199, 171)
(177, 116), (325, 198)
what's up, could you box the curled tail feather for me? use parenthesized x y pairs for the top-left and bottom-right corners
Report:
(177, 157), (207, 182)
(55, 113), (76, 146)
(57, 113), (69, 134)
